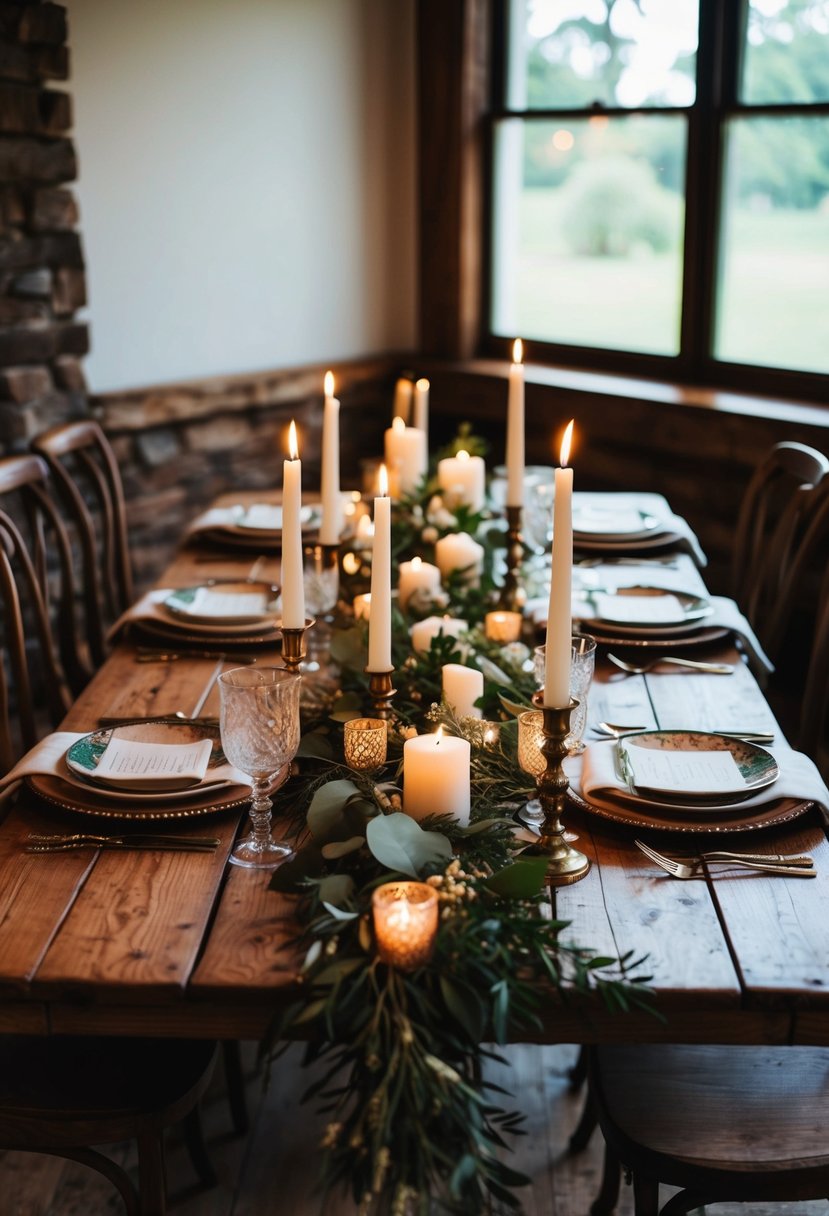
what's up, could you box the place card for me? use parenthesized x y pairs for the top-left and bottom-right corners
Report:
(623, 745), (743, 795)
(190, 588), (270, 619)
(92, 738), (213, 791)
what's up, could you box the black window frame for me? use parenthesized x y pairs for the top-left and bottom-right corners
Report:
(484, 0), (829, 404)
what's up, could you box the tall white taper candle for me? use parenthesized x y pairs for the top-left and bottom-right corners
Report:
(281, 419), (306, 628)
(367, 463), (392, 671)
(544, 420), (574, 707)
(320, 370), (343, 545)
(506, 338), (525, 508)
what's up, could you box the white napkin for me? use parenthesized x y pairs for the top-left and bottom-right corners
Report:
(0, 731), (249, 806)
(706, 597), (773, 681)
(108, 589), (278, 641)
(578, 738), (829, 816)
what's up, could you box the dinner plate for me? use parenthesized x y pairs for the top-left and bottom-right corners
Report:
(135, 618), (281, 648)
(65, 720), (230, 800)
(580, 624), (730, 650)
(234, 503), (319, 533)
(26, 772), (254, 820)
(163, 580), (280, 626)
(572, 506), (662, 539)
(617, 730), (780, 803)
(580, 587), (712, 630)
(567, 785), (815, 834)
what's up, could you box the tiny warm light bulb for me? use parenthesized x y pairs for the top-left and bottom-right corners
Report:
(378, 463), (389, 497)
(392, 415), (406, 434)
(560, 419), (574, 467)
(288, 419), (299, 460)
(512, 337), (523, 364)
(324, 370), (335, 398)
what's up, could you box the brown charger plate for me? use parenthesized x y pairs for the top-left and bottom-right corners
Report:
(580, 624), (730, 650)
(133, 619), (282, 648)
(567, 785), (815, 834)
(26, 772), (253, 821)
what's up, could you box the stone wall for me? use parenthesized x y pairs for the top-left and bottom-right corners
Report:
(0, 1), (89, 449)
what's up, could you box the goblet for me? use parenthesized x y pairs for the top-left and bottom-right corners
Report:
(517, 709), (545, 828)
(533, 634), (597, 754)
(218, 666), (301, 869)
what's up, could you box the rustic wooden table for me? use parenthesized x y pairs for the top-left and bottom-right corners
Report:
(1, 515), (827, 1048)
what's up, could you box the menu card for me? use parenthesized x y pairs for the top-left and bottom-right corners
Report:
(93, 738), (213, 791)
(622, 744), (744, 795)
(592, 592), (685, 624)
(189, 588), (270, 619)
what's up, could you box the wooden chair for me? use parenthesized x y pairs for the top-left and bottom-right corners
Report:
(32, 419), (134, 670)
(587, 1044), (829, 1215)
(732, 440), (829, 657)
(798, 499), (829, 777)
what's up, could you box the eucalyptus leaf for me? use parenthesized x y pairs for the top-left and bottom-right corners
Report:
(322, 902), (360, 922)
(267, 846), (324, 893)
(321, 835), (365, 860)
(458, 817), (516, 835)
(476, 655), (514, 687)
(329, 628), (366, 670)
(498, 692), (534, 717)
(484, 856), (550, 899)
(296, 731), (336, 760)
(317, 873), (356, 908)
(366, 812), (452, 878)
(307, 779), (361, 843)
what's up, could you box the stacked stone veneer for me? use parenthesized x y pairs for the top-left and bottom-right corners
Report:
(0, 1), (88, 450)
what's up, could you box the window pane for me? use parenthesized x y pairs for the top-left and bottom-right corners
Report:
(507, 0), (698, 110)
(741, 0), (829, 105)
(491, 115), (687, 355)
(715, 116), (829, 374)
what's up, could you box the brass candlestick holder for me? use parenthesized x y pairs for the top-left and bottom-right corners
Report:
(278, 617), (316, 672)
(366, 669), (397, 720)
(499, 504), (526, 612)
(531, 690), (591, 885)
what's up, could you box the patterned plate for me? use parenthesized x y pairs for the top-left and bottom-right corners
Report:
(65, 720), (229, 801)
(163, 580), (280, 625)
(618, 730), (779, 802)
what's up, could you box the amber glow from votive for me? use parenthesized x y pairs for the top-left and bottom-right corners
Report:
(372, 882), (439, 970)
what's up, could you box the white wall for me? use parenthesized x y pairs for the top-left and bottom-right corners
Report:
(68, 0), (417, 392)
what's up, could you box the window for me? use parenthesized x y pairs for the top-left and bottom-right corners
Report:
(489, 0), (829, 396)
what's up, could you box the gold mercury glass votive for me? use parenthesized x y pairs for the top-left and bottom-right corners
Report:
(517, 710), (546, 776)
(372, 882), (439, 970)
(343, 717), (388, 771)
(485, 610), (523, 643)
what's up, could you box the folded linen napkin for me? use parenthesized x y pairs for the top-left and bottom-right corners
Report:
(578, 738), (829, 819)
(0, 731), (249, 806)
(108, 589), (279, 642)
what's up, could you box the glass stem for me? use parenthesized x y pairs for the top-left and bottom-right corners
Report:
(249, 778), (274, 847)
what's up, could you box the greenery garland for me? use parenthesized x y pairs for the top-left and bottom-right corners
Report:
(264, 434), (653, 1214)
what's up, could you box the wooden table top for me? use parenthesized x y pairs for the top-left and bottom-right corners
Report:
(2, 516), (828, 1046)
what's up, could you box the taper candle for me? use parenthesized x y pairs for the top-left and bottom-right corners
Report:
(413, 377), (429, 435)
(367, 463), (392, 672)
(319, 370), (343, 545)
(544, 420), (574, 707)
(392, 376), (413, 423)
(506, 338), (525, 508)
(281, 419), (305, 628)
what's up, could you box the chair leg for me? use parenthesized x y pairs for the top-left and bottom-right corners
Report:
(38, 1147), (140, 1216)
(222, 1039), (250, 1136)
(182, 1105), (217, 1187)
(633, 1173), (659, 1216)
(569, 1044), (589, 1090)
(136, 1131), (167, 1216)
(590, 1142), (622, 1215)
(660, 1189), (711, 1215)
(569, 1086), (599, 1153)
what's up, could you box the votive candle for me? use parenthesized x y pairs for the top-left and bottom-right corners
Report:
(372, 881), (438, 970)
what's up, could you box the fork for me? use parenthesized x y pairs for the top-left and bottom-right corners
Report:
(26, 832), (220, 852)
(634, 839), (816, 879)
(608, 653), (734, 676)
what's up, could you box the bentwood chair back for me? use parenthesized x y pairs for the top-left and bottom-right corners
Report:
(32, 418), (134, 669)
(798, 505), (829, 777)
(732, 441), (829, 655)
(0, 454), (79, 770)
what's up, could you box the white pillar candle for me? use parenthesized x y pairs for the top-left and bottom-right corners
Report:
(434, 533), (485, 586)
(353, 592), (371, 621)
(436, 449), (486, 513)
(392, 376), (413, 423)
(442, 662), (483, 719)
(398, 555), (442, 612)
(384, 416), (428, 498)
(410, 615), (468, 655)
(281, 419), (306, 628)
(413, 377), (429, 435)
(320, 370), (343, 545)
(403, 728), (471, 826)
(367, 464), (392, 672)
(506, 338), (525, 508)
(544, 420), (574, 707)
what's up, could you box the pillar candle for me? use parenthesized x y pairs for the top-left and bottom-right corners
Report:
(403, 728), (471, 826)
(320, 370), (343, 545)
(367, 463), (392, 672)
(392, 377), (412, 423)
(353, 592), (371, 621)
(398, 555), (441, 611)
(384, 417), (428, 497)
(544, 420), (574, 707)
(434, 533), (485, 586)
(442, 662), (483, 719)
(409, 615), (468, 655)
(281, 420), (306, 628)
(506, 338), (525, 508)
(413, 377), (429, 435)
(436, 449), (486, 512)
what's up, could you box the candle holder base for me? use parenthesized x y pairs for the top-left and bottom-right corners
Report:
(365, 668), (397, 721)
(499, 504), (526, 612)
(531, 691), (591, 886)
(277, 617), (316, 672)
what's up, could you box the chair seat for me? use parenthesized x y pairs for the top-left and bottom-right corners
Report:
(593, 1044), (829, 1206)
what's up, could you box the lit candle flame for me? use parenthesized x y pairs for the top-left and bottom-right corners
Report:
(512, 337), (523, 364)
(435, 725), (443, 746)
(560, 419), (574, 468)
(457, 449), (470, 462)
(288, 419), (299, 460)
(411, 556), (422, 570)
(392, 415), (406, 433)
(378, 463), (389, 497)
(416, 377), (429, 391)
(324, 370), (334, 398)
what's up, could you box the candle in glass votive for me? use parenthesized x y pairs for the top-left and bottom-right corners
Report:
(367, 464), (392, 673)
(506, 338), (525, 508)
(353, 592), (371, 621)
(372, 882), (438, 970)
(281, 420), (306, 628)
(434, 533), (485, 586)
(344, 716), (387, 771)
(384, 416), (428, 497)
(409, 615), (468, 655)
(544, 420), (574, 707)
(413, 377), (429, 435)
(398, 555), (441, 611)
(436, 449), (486, 512)
(442, 662), (483, 719)
(319, 370), (343, 545)
(403, 727), (471, 825)
(485, 610), (523, 643)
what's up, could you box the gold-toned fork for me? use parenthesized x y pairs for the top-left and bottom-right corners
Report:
(634, 839), (816, 879)
(26, 832), (220, 852)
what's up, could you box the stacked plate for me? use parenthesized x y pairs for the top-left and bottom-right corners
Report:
(575, 585), (728, 650)
(26, 720), (254, 820)
(194, 502), (321, 551)
(137, 580), (282, 647)
(573, 503), (679, 554)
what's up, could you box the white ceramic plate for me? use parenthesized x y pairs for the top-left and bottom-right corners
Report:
(617, 730), (779, 805)
(580, 586), (712, 630)
(163, 580), (280, 625)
